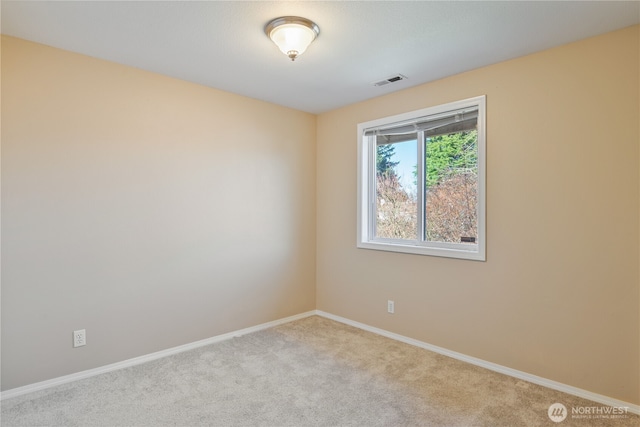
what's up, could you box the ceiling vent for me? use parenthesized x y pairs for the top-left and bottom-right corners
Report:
(372, 74), (408, 87)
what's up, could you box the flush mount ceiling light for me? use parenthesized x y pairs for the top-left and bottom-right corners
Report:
(265, 16), (320, 61)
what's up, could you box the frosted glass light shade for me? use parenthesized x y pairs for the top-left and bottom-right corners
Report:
(265, 17), (319, 61)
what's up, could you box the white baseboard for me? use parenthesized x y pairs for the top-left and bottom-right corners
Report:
(1, 310), (316, 401)
(315, 310), (640, 415)
(3, 309), (638, 416)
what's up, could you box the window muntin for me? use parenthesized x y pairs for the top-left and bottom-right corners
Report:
(357, 96), (486, 260)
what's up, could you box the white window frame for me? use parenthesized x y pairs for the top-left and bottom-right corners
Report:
(357, 95), (486, 261)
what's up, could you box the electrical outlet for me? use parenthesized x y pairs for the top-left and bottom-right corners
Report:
(73, 329), (86, 348)
(387, 300), (395, 314)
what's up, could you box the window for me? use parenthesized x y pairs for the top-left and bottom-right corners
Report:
(357, 96), (486, 261)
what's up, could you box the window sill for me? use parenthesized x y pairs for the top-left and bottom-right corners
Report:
(357, 240), (485, 261)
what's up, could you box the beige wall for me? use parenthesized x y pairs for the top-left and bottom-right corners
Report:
(316, 25), (639, 405)
(1, 36), (316, 390)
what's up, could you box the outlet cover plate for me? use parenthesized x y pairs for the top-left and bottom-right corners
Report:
(73, 329), (86, 347)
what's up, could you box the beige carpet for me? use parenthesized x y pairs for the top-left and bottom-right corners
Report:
(1, 315), (638, 426)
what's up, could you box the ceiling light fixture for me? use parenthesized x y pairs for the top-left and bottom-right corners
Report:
(265, 16), (319, 61)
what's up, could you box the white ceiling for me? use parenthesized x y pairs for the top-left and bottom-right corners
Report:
(2, 1), (639, 114)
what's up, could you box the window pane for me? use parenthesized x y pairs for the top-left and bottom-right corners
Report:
(424, 129), (478, 244)
(375, 138), (418, 240)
